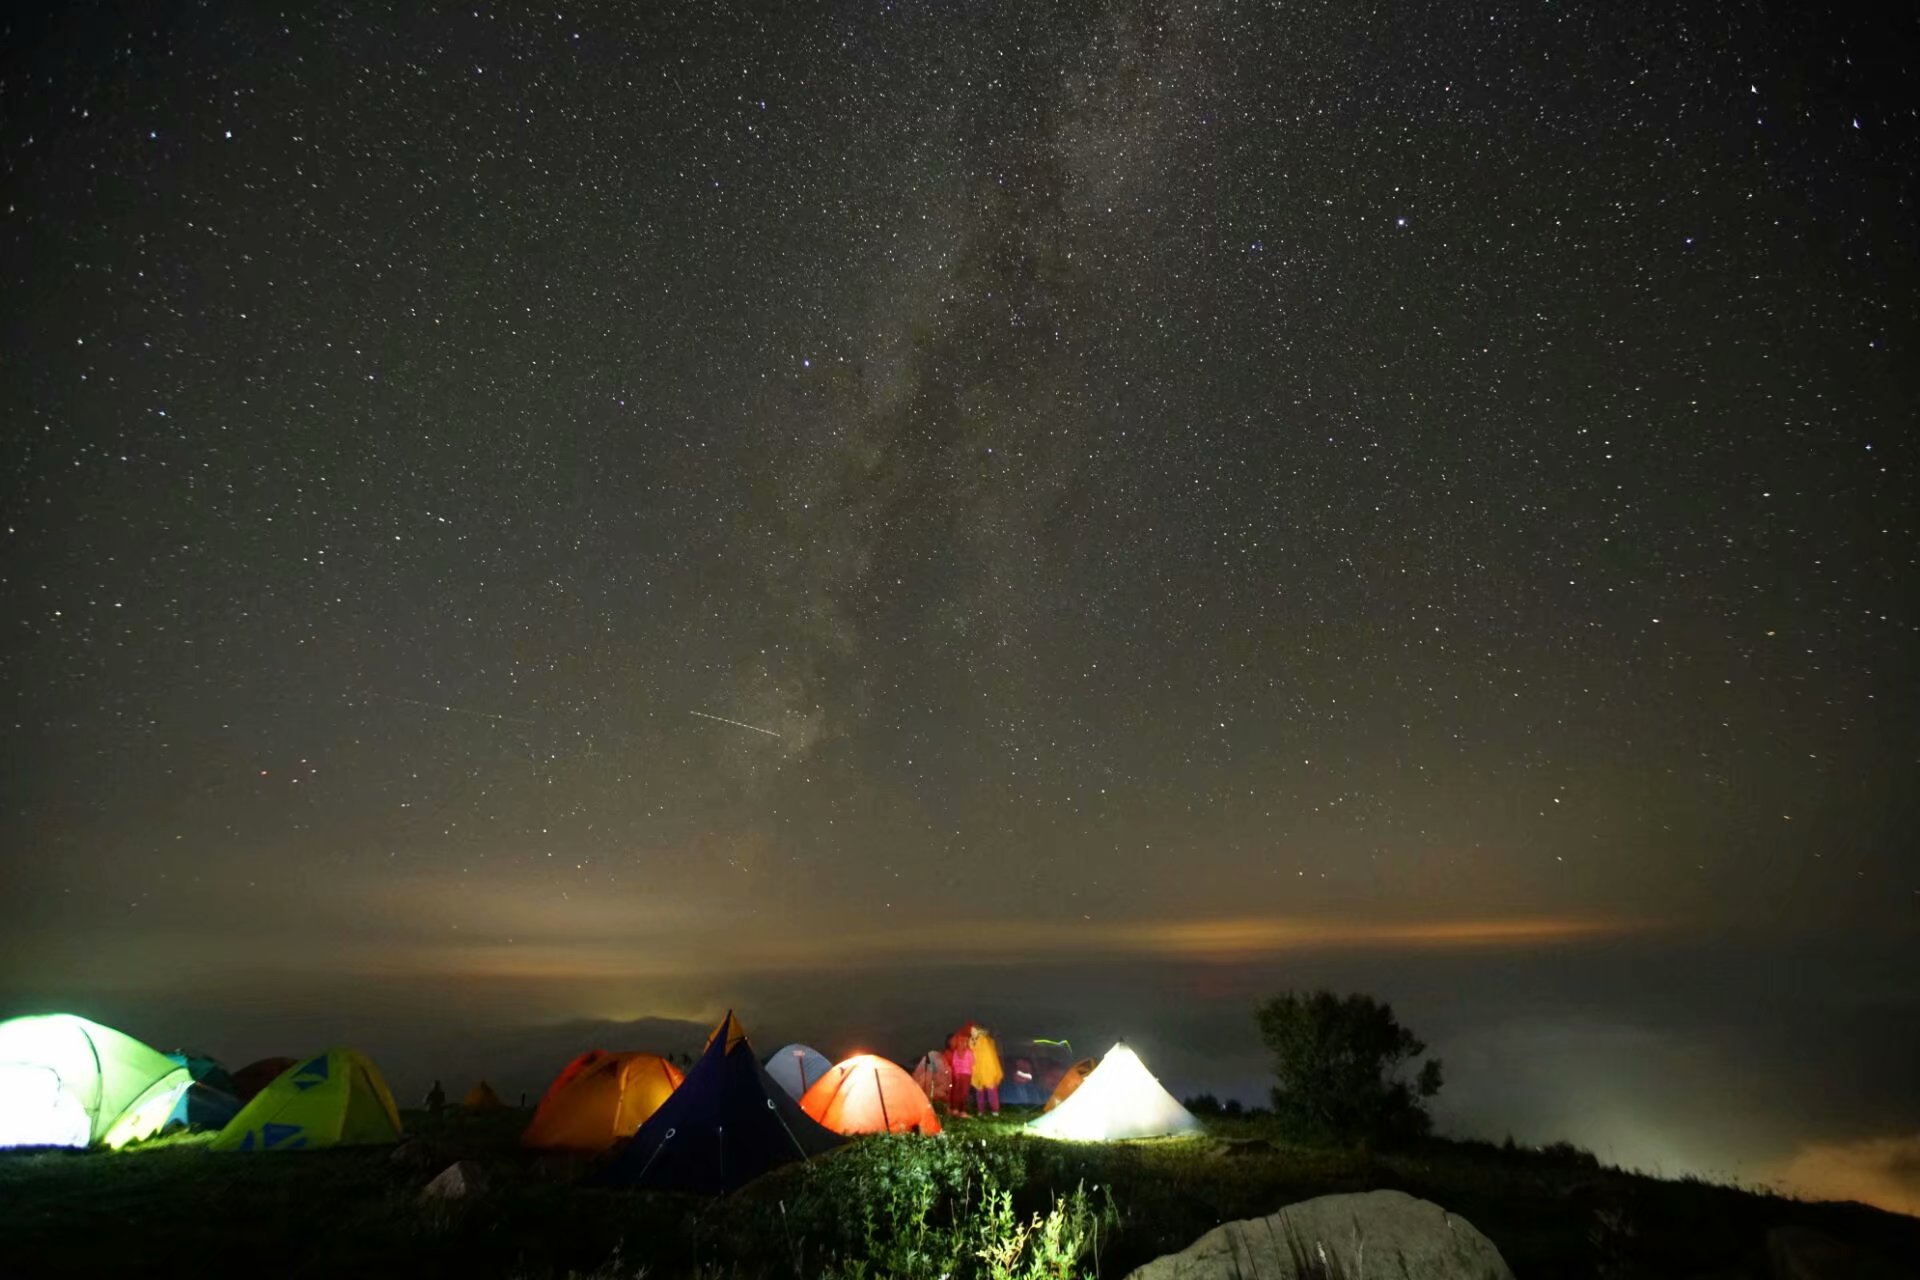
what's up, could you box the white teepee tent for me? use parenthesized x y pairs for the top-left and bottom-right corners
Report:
(1025, 1042), (1202, 1141)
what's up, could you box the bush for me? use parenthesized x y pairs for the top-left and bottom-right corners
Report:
(784, 1136), (1118, 1279)
(970, 1180), (1119, 1280)
(1255, 990), (1443, 1145)
(1539, 1140), (1602, 1170)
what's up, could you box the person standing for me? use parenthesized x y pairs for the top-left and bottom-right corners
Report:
(948, 1030), (974, 1116)
(971, 1027), (1003, 1116)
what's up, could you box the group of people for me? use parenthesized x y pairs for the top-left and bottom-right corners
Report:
(944, 1023), (1001, 1117)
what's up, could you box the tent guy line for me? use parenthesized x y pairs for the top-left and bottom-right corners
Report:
(689, 710), (783, 739)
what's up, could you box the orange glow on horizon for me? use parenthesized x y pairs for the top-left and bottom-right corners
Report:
(1125, 914), (1641, 958)
(340, 910), (1650, 985)
(1775, 1135), (1920, 1219)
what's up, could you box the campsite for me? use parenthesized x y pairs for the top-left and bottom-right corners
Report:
(4, 1010), (1919, 1279)
(5, 2), (1915, 1275)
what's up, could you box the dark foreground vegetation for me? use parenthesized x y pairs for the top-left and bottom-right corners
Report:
(3, 1108), (1916, 1279)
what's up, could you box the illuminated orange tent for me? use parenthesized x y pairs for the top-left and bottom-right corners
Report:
(800, 1055), (942, 1136)
(521, 1051), (684, 1150)
(1043, 1058), (1096, 1112)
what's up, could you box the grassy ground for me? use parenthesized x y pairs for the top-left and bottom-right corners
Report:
(2, 1107), (1915, 1278)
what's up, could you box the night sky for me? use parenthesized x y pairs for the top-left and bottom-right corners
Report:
(3, 2), (1915, 1212)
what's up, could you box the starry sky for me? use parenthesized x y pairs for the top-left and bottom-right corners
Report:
(2, 1), (1915, 1208)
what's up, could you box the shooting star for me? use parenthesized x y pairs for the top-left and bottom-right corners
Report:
(376, 694), (538, 725)
(690, 710), (783, 739)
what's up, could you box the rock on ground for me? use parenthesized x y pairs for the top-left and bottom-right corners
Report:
(1127, 1188), (1514, 1280)
(421, 1160), (489, 1201)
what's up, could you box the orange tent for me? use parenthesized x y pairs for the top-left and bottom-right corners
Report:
(462, 1081), (504, 1110)
(521, 1050), (684, 1150)
(1043, 1058), (1096, 1112)
(800, 1055), (942, 1136)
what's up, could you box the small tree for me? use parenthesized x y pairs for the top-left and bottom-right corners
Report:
(1255, 990), (1443, 1144)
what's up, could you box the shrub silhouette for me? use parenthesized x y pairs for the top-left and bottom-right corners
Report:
(1256, 990), (1443, 1144)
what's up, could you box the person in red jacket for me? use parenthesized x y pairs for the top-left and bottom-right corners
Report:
(947, 1030), (974, 1116)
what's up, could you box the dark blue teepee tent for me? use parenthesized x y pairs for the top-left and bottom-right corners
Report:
(600, 1011), (842, 1194)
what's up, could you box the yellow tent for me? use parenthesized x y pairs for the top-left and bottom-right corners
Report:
(211, 1049), (403, 1151)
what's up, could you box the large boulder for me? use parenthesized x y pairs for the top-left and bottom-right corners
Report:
(1128, 1189), (1513, 1280)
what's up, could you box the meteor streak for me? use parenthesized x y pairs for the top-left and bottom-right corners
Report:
(377, 695), (537, 725)
(690, 710), (782, 739)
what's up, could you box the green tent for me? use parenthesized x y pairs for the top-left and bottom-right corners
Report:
(211, 1048), (404, 1152)
(0, 1013), (193, 1149)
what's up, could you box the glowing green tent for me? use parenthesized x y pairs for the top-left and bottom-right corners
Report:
(212, 1048), (403, 1152)
(0, 1014), (193, 1149)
